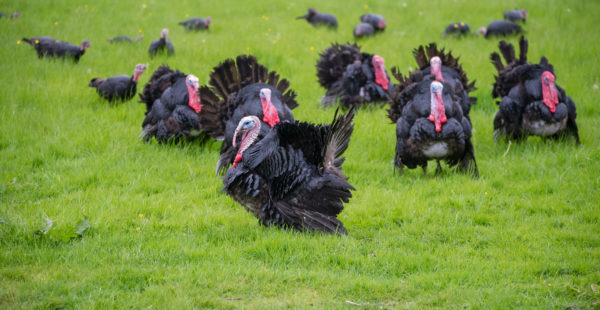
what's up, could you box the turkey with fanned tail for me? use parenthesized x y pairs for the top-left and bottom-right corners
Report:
(138, 66), (203, 142)
(223, 108), (355, 235)
(490, 36), (579, 144)
(196, 55), (298, 174)
(316, 43), (392, 108)
(388, 44), (478, 176)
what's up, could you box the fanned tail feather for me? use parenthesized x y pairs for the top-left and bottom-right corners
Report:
(323, 107), (355, 174)
(316, 43), (361, 90)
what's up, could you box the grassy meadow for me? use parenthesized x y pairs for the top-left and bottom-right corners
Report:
(1, 0), (599, 308)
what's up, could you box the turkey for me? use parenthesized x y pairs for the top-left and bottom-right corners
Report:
(148, 28), (174, 58)
(0, 12), (20, 18)
(296, 8), (338, 28)
(360, 14), (386, 32)
(402, 43), (477, 117)
(139, 66), (203, 142)
(316, 43), (392, 108)
(353, 23), (375, 37)
(179, 17), (211, 30)
(388, 44), (478, 176)
(490, 36), (580, 144)
(89, 64), (147, 103)
(107, 35), (143, 43)
(504, 9), (526, 23)
(196, 55), (298, 173)
(22, 36), (90, 62)
(223, 108), (355, 235)
(478, 20), (523, 38)
(443, 21), (471, 36)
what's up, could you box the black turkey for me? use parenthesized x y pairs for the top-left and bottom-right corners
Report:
(389, 45), (478, 177)
(196, 55), (298, 173)
(353, 23), (375, 37)
(0, 12), (20, 18)
(504, 9), (526, 23)
(316, 43), (392, 108)
(107, 35), (143, 43)
(223, 108), (355, 234)
(478, 20), (523, 37)
(89, 64), (147, 103)
(443, 21), (470, 36)
(296, 8), (338, 28)
(139, 66), (203, 142)
(22, 36), (90, 62)
(148, 28), (174, 58)
(404, 43), (477, 117)
(360, 14), (386, 31)
(490, 36), (579, 144)
(179, 17), (211, 30)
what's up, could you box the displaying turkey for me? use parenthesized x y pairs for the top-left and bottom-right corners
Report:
(196, 55), (298, 173)
(443, 21), (471, 36)
(353, 23), (375, 37)
(316, 43), (392, 108)
(490, 36), (580, 144)
(478, 20), (523, 38)
(179, 17), (211, 31)
(89, 64), (147, 103)
(139, 66), (203, 142)
(388, 44), (478, 176)
(360, 14), (386, 32)
(296, 8), (338, 28)
(148, 28), (174, 58)
(223, 108), (355, 235)
(504, 9), (526, 23)
(22, 36), (90, 62)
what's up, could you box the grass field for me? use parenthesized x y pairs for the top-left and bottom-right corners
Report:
(1, 0), (599, 308)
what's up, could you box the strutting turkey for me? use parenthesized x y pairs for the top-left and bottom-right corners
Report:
(138, 66), (203, 142)
(22, 36), (90, 62)
(296, 8), (338, 28)
(196, 55), (298, 173)
(316, 43), (392, 108)
(223, 108), (355, 235)
(148, 28), (174, 58)
(388, 44), (478, 176)
(89, 64), (146, 103)
(490, 36), (580, 144)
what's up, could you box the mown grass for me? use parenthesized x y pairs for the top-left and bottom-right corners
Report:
(1, 0), (599, 308)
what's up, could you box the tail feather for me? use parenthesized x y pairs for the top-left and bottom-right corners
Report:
(490, 52), (504, 72)
(323, 107), (355, 175)
(412, 43), (477, 94)
(139, 65), (182, 113)
(518, 36), (528, 64)
(316, 43), (361, 90)
(499, 40), (516, 64)
(273, 201), (348, 235)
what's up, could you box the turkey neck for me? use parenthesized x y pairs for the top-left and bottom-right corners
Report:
(541, 71), (558, 113)
(132, 71), (143, 82)
(186, 82), (202, 113)
(260, 90), (280, 127)
(428, 91), (447, 133)
(233, 118), (261, 168)
(372, 57), (389, 91)
(431, 63), (444, 82)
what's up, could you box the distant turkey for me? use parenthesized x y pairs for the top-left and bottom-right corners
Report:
(478, 20), (523, 37)
(107, 35), (143, 43)
(504, 9), (526, 23)
(388, 44), (478, 176)
(179, 17), (211, 30)
(22, 36), (90, 62)
(316, 43), (392, 108)
(0, 12), (20, 19)
(196, 55), (298, 173)
(444, 21), (471, 36)
(148, 28), (174, 58)
(360, 14), (386, 32)
(490, 36), (580, 144)
(296, 8), (338, 28)
(89, 64), (146, 103)
(223, 108), (355, 234)
(353, 23), (375, 37)
(139, 66), (203, 142)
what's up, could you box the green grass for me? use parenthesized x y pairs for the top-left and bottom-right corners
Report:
(1, 0), (599, 308)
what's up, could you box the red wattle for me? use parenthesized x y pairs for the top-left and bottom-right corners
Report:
(435, 71), (444, 83)
(429, 94), (446, 133)
(541, 72), (558, 114)
(233, 153), (242, 168)
(375, 74), (389, 91)
(261, 99), (280, 127)
(188, 92), (202, 113)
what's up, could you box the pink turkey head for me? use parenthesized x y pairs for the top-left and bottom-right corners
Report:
(186, 75), (202, 113)
(372, 55), (389, 91)
(160, 28), (169, 39)
(205, 17), (212, 26)
(259, 88), (280, 127)
(232, 116), (261, 168)
(541, 71), (558, 113)
(478, 27), (487, 36)
(80, 40), (91, 51)
(428, 81), (447, 133)
(133, 64), (147, 82)
(430, 56), (444, 82)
